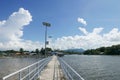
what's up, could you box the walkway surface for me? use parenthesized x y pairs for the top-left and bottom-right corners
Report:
(39, 55), (65, 80)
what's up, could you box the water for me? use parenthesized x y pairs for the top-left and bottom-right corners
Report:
(62, 55), (120, 80)
(0, 57), (41, 80)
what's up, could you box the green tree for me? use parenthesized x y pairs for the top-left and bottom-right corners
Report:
(98, 47), (105, 52)
(46, 47), (52, 52)
(40, 48), (45, 55)
(19, 48), (24, 55)
(84, 44), (120, 55)
(35, 49), (39, 54)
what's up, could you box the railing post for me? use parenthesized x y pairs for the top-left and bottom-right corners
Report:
(19, 72), (21, 80)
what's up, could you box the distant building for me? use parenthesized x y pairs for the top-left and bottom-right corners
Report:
(100, 52), (104, 55)
(15, 52), (21, 55)
(29, 53), (37, 56)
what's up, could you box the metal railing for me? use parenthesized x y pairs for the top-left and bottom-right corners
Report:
(58, 58), (85, 80)
(3, 57), (51, 80)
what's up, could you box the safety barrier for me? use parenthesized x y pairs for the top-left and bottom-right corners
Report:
(58, 58), (85, 80)
(3, 57), (51, 80)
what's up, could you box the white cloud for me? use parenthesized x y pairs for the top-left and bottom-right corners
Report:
(78, 17), (87, 26)
(0, 8), (32, 42)
(52, 27), (120, 50)
(103, 28), (120, 42)
(78, 27), (88, 35)
(0, 8), (43, 50)
(93, 27), (103, 34)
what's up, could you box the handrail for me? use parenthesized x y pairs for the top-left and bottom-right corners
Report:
(3, 58), (44, 79)
(59, 58), (85, 80)
(3, 57), (51, 80)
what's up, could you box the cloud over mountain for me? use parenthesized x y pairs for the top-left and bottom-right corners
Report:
(53, 27), (120, 50)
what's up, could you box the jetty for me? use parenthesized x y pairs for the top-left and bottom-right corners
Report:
(39, 55), (65, 80)
(3, 54), (84, 80)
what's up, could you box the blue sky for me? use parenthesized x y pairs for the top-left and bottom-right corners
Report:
(0, 0), (120, 50)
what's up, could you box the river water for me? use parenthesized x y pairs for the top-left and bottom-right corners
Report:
(0, 57), (41, 80)
(1, 55), (120, 80)
(62, 55), (120, 80)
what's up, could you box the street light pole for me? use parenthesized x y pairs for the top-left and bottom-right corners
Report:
(45, 26), (47, 57)
(42, 22), (51, 57)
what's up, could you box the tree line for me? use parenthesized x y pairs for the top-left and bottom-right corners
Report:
(83, 44), (120, 55)
(0, 47), (52, 57)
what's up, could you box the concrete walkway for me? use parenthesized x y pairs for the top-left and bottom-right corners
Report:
(39, 56), (65, 80)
